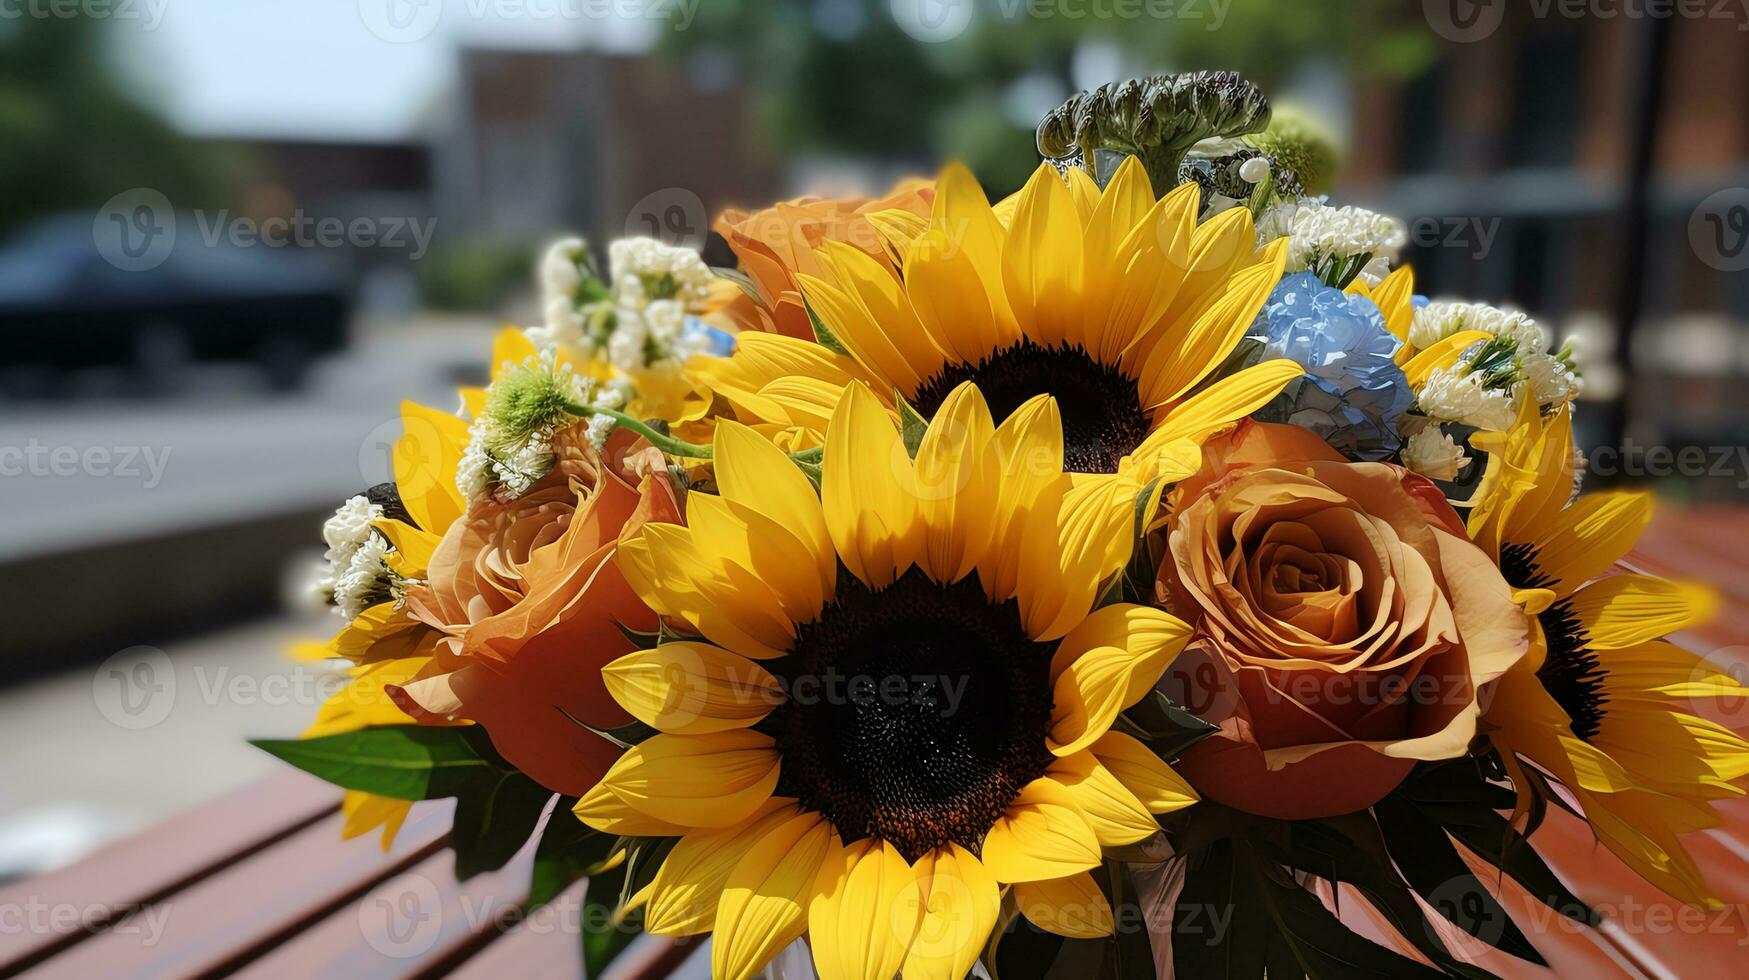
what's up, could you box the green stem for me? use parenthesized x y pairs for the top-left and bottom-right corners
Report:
(562, 401), (714, 458)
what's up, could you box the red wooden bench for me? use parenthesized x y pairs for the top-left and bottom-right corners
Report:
(3, 506), (1746, 978)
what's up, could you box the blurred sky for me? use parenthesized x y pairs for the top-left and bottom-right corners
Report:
(111, 0), (660, 141)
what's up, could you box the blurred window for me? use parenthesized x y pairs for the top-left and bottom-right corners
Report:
(1507, 29), (1583, 167)
(1396, 65), (1447, 174)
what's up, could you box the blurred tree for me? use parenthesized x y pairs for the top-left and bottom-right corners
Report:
(0, 15), (232, 239)
(666, 0), (1436, 195)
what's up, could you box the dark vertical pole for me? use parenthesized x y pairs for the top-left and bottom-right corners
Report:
(1597, 14), (1675, 465)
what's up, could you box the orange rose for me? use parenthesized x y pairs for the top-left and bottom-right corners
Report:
(391, 430), (681, 795)
(713, 179), (933, 339)
(1155, 421), (1529, 819)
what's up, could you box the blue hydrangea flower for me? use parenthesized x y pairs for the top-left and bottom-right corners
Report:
(683, 315), (737, 357)
(1250, 272), (1411, 461)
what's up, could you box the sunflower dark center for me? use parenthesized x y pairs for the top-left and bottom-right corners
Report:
(1501, 542), (1607, 740)
(910, 340), (1151, 474)
(1536, 598), (1608, 743)
(766, 567), (1056, 862)
(1500, 541), (1556, 592)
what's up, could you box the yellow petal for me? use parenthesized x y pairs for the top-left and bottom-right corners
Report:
(632, 524), (796, 655)
(686, 493), (827, 624)
(823, 382), (920, 588)
(644, 800), (800, 936)
(1013, 871), (1114, 939)
(591, 731), (780, 829)
(900, 845), (1000, 980)
(809, 838), (923, 980)
(1402, 330), (1493, 386)
(1565, 576), (1719, 649)
(714, 419), (836, 593)
(1046, 752), (1159, 846)
(978, 779), (1101, 883)
(818, 239), (947, 385)
(1047, 604), (1192, 756)
(905, 227), (1004, 366)
(1016, 472), (1140, 642)
(573, 783), (692, 837)
(929, 162), (1019, 347)
(800, 271), (922, 393)
(1142, 199), (1252, 345)
(978, 395), (1064, 602)
(1089, 732), (1199, 814)
(373, 518), (439, 578)
(490, 326), (539, 381)
(713, 810), (834, 980)
(699, 332), (876, 425)
(914, 382), (998, 584)
(393, 400), (469, 532)
(1138, 252), (1285, 408)
(868, 207), (930, 267)
(1532, 491), (1653, 597)
(340, 791), (411, 852)
(300, 655), (426, 738)
(1144, 358), (1304, 449)
(602, 643), (784, 736)
(1003, 162), (1084, 349)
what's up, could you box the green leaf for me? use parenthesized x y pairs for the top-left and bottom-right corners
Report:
(1395, 758), (1516, 810)
(578, 860), (643, 976)
(1235, 839), (1450, 979)
(612, 620), (660, 651)
(712, 265), (763, 304)
(1183, 336), (1266, 401)
(451, 771), (552, 880)
(991, 909), (1069, 980)
(1119, 478), (1165, 603)
(555, 709), (657, 750)
(253, 726), (555, 881)
(1172, 839), (1267, 979)
(895, 388), (928, 458)
(804, 300), (850, 356)
(1441, 809), (1599, 928)
(615, 836), (679, 909)
(1391, 761), (1597, 927)
(1371, 796), (1543, 964)
(1270, 815), (1500, 979)
(526, 798), (618, 911)
(1104, 863), (1157, 980)
(251, 725), (514, 801)
(1118, 690), (1218, 762)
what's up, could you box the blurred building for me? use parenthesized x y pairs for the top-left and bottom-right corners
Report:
(1344, 11), (1749, 473)
(430, 47), (778, 253)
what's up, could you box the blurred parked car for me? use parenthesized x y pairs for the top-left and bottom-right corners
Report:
(0, 214), (349, 389)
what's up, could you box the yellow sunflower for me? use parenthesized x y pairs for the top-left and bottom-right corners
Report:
(576, 381), (1199, 980)
(692, 158), (1304, 588)
(1471, 397), (1746, 905)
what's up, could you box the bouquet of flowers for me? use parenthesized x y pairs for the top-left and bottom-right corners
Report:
(260, 71), (1744, 979)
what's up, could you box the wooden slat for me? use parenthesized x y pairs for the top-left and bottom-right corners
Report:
(0, 771), (338, 974)
(445, 879), (708, 980)
(227, 825), (540, 979)
(21, 800), (455, 978)
(444, 880), (587, 980)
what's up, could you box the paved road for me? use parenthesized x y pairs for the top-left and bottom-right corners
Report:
(1, 314), (497, 562)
